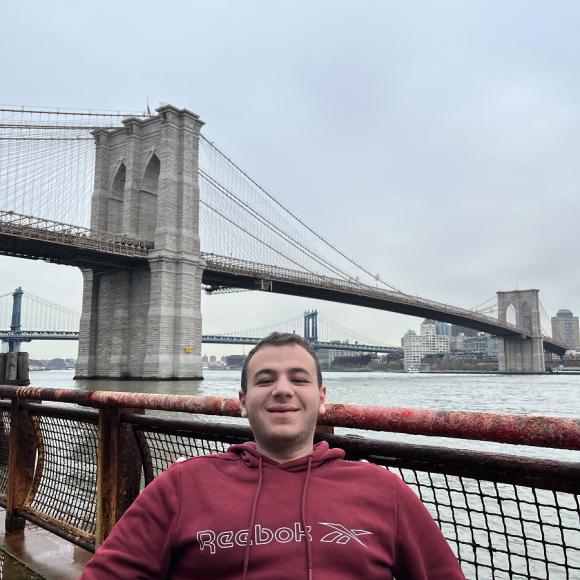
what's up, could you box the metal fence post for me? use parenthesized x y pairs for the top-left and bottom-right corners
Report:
(117, 410), (142, 518)
(5, 399), (36, 533)
(95, 408), (141, 546)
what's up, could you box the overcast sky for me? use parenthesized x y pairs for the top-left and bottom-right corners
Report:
(1, 1), (579, 358)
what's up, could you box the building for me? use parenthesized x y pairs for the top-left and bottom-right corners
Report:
(462, 334), (497, 357)
(551, 309), (580, 350)
(224, 354), (246, 369)
(450, 332), (496, 356)
(402, 320), (450, 370)
(450, 324), (477, 338)
(318, 348), (377, 370)
(435, 321), (451, 336)
(318, 349), (341, 369)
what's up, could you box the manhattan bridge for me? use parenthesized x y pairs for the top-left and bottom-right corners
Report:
(0, 288), (398, 356)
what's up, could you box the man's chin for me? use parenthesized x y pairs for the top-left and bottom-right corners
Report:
(255, 428), (309, 449)
(264, 429), (302, 443)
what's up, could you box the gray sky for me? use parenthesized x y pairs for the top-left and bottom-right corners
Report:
(1, 1), (580, 358)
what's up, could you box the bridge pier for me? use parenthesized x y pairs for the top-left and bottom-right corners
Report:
(75, 106), (205, 380)
(496, 290), (545, 374)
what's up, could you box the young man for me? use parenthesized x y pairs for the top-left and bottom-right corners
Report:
(81, 332), (464, 579)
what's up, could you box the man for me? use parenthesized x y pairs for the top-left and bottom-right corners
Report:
(81, 332), (464, 579)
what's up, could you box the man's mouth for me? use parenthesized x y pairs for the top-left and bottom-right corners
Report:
(267, 407), (298, 414)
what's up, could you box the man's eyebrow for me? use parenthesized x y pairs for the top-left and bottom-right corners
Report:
(252, 367), (312, 378)
(253, 368), (275, 376)
(287, 366), (313, 375)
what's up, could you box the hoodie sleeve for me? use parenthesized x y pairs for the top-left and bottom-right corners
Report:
(392, 477), (465, 580)
(80, 464), (182, 579)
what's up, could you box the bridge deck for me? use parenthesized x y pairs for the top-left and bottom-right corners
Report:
(0, 213), (567, 356)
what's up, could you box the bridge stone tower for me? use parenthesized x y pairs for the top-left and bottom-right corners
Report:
(496, 289), (545, 373)
(75, 105), (205, 380)
(304, 310), (318, 343)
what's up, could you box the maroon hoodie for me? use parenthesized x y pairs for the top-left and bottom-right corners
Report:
(81, 441), (464, 579)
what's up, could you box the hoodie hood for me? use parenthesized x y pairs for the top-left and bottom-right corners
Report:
(228, 440), (345, 472)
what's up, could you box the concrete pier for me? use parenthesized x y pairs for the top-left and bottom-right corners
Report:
(0, 352), (29, 385)
(75, 106), (205, 380)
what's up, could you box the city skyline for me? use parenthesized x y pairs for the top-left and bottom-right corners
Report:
(2, 2), (580, 358)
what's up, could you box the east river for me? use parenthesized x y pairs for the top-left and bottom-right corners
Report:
(28, 369), (580, 460)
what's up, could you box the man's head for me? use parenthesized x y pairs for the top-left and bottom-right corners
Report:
(240, 332), (323, 394)
(239, 332), (326, 462)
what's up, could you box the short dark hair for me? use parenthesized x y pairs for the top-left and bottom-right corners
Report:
(240, 332), (322, 393)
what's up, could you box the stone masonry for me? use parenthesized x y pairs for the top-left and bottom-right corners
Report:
(75, 106), (205, 379)
(496, 289), (545, 373)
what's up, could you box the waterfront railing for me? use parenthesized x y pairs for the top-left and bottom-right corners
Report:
(0, 385), (578, 579)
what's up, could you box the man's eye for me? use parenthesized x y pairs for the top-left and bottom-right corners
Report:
(256, 378), (273, 385)
(292, 378), (309, 384)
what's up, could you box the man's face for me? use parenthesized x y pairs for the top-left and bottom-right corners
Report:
(239, 344), (327, 459)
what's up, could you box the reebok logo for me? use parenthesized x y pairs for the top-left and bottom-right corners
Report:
(319, 522), (374, 547)
(197, 521), (374, 554)
(197, 523), (312, 555)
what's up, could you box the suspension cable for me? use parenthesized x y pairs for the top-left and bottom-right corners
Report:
(200, 135), (402, 293)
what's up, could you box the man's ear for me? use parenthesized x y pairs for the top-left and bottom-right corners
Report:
(318, 384), (327, 414)
(239, 390), (248, 418)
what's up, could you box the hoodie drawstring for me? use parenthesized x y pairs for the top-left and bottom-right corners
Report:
(235, 445), (332, 580)
(243, 455), (263, 580)
(301, 456), (313, 580)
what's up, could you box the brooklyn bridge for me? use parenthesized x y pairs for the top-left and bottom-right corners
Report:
(0, 105), (567, 378)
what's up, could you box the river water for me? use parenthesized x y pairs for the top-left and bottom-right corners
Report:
(28, 369), (580, 459)
(29, 369), (580, 416)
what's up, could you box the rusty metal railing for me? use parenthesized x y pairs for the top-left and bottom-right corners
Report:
(0, 385), (578, 579)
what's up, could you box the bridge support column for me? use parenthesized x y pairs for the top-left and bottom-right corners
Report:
(75, 105), (205, 380)
(496, 290), (545, 373)
(142, 257), (203, 378)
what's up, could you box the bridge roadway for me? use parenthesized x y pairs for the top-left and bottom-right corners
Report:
(0, 211), (567, 356)
(0, 331), (398, 354)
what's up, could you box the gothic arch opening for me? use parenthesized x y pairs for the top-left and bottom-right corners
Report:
(138, 154), (160, 240)
(107, 163), (126, 233)
(506, 303), (517, 326)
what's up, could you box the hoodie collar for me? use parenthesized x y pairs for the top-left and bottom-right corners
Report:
(228, 440), (344, 472)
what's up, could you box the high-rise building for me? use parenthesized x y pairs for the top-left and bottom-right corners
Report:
(551, 309), (580, 349)
(402, 320), (450, 370)
(435, 321), (451, 336)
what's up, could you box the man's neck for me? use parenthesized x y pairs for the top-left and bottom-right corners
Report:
(255, 441), (315, 464)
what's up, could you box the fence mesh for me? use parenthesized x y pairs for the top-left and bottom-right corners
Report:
(135, 426), (580, 580)
(26, 415), (98, 537)
(0, 409), (10, 502)
(387, 468), (580, 580)
(135, 429), (241, 483)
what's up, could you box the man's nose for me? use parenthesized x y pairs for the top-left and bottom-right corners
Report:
(271, 377), (293, 396)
